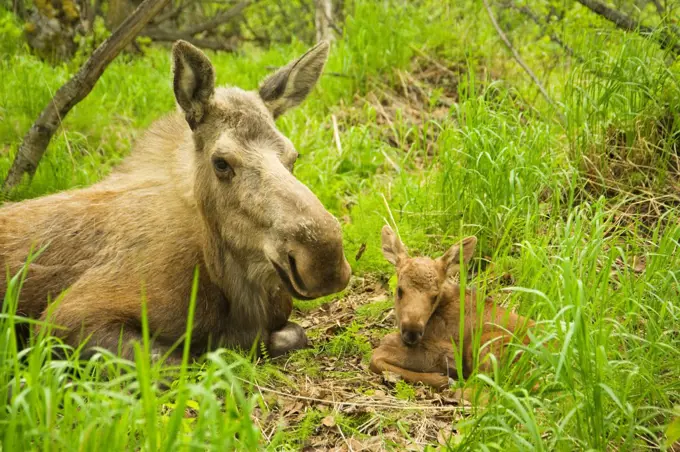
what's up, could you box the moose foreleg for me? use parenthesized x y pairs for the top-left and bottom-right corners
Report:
(268, 321), (308, 358)
(41, 318), (184, 366)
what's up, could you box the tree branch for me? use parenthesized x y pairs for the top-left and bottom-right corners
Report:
(2, 0), (171, 192)
(576, 0), (680, 56)
(143, 27), (238, 51)
(482, 0), (562, 120)
(183, 0), (252, 36)
(503, 1), (577, 59)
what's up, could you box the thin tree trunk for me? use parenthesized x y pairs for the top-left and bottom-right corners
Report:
(315, 0), (333, 42)
(2, 0), (171, 192)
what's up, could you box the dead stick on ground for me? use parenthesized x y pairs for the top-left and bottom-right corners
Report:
(2, 0), (171, 192)
(331, 114), (343, 156)
(482, 0), (565, 124)
(241, 378), (470, 412)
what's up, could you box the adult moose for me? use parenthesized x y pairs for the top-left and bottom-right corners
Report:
(0, 40), (351, 363)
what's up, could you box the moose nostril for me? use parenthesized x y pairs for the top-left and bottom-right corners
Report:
(401, 330), (423, 346)
(288, 253), (308, 292)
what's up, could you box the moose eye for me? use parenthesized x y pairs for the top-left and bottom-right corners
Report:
(397, 287), (403, 299)
(212, 157), (234, 178)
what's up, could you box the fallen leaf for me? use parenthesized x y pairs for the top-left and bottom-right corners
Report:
(322, 415), (336, 427)
(631, 256), (646, 273)
(381, 370), (402, 384)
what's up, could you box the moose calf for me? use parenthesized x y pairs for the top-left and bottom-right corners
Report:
(370, 226), (536, 389)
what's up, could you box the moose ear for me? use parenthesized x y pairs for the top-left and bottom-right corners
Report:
(172, 40), (215, 130)
(381, 225), (408, 267)
(258, 41), (330, 119)
(439, 236), (477, 279)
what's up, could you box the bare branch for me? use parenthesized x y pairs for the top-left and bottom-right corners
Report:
(576, 0), (680, 56)
(143, 27), (238, 51)
(503, 2), (577, 59)
(482, 0), (563, 121)
(152, 1), (186, 25)
(183, 0), (252, 36)
(651, 0), (665, 14)
(2, 0), (171, 191)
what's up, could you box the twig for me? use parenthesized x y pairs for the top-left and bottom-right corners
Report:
(482, 0), (562, 121)
(2, 0), (171, 192)
(576, 0), (680, 56)
(263, 65), (352, 78)
(152, 1), (186, 25)
(337, 423), (354, 451)
(651, 0), (665, 14)
(319, 0), (343, 36)
(502, 2), (577, 59)
(331, 114), (343, 156)
(183, 0), (253, 36)
(242, 378), (468, 412)
(408, 45), (460, 80)
(142, 28), (238, 51)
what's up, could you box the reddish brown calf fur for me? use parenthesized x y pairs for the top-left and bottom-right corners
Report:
(370, 226), (535, 389)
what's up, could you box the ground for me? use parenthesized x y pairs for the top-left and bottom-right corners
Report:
(255, 276), (463, 450)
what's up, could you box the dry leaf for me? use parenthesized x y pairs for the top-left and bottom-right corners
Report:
(355, 243), (367, 261)
(381, 370), (402, 384)
(322, 415), (336, 427)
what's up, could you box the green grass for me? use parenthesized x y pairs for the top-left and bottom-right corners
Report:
(2, 0), (680, 449)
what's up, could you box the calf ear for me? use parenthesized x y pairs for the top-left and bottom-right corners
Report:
(172, 40), (215, 130)
(258, 41), (330, 118)
(439, 236), (477, 279)
(381, 225), (408, 267)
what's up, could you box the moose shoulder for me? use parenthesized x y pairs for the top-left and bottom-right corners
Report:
(0, 40), (351, 362)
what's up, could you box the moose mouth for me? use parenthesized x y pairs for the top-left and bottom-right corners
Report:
(270, 255), (315, 301)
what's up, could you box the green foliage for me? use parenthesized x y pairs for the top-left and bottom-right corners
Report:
(0, 253), (262, 450)
(71, 15), (111, 68)
(394, 380), (416, 401)
(2, 0), (680, 449)
(0, 7), (23, 55)
(322, 321), (372, 360)
(355, 298), (393, 321)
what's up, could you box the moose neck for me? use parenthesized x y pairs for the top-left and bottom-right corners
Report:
(197, 206), (284, 330)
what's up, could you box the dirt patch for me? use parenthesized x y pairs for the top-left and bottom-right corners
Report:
(252, 275), (471, 450)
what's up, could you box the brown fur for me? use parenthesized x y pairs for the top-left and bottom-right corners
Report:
(369, 226), (535, 389)
(0, 40), (351, 363)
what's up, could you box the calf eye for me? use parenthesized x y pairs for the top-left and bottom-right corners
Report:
(212, 157), (234, 179)
(397, 287), (403, 299)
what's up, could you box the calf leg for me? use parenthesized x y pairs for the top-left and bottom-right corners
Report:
(475, 331), (515, 374)
(369, 335), (450, 389)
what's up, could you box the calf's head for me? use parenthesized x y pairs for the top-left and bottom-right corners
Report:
(171, 40), (350, 299)
(381, 225), (477, 346)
